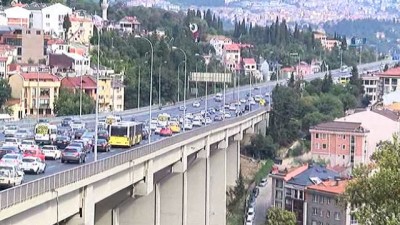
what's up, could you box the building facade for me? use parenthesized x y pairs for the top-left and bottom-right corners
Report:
(209, 35), (232, 58)
(361, 74), (380, 103)
(118, 16), (140, 34)
(222, 43), (241, 70)
(37, 3), (72, 38)
(68, 12), (93, 45)
(4, 6), (30, 28)
(98, 76), (125, 112)
(310, 121), (369, 167)
(377, 67), (400, 96)
(48, 52), (90, 75)
(60, 75), (96, 99)
(8, 72), (60, 116)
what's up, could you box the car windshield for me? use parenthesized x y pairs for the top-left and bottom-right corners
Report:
(17, 130), (27, 133)
(64, 148), (77, 153)
(41, 146), (53, 150)
(22, 158), (35, 162)
(73, 121), (82, 124)
(22, 140), (33, 144)
(5, 139), (16, 143)
(3, 155), (18, 159)
(24, 150), (37, 155)
(56, 136), (68, 141)
(97, 139), (106, 144)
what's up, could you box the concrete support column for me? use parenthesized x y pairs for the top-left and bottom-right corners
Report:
(226, 141), (240, 187)
(209, 147), (226, 225)
(159, 172), (185, 225)
(83, 185), (95, 225)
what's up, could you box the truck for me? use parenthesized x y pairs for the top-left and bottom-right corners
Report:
(0, 164), (24, 188)
(34, 123), (57, 145)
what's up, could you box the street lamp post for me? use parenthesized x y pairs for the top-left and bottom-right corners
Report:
(158, 61), (167, 107)
(135, 35), (154, 143)
(79, 62), (83, 117)
(177, 61), (184, 103)
(94, 28), (101, 162)
(172, 47), (187, 132)
(137, 65), (140, 110)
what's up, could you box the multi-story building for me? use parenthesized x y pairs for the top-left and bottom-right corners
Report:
(67, 11), (93, 45)
(377, 67), (400, 96)
(48, 52), (90, 75)
(28, 3), (72, 38)
(8, 72), (60, 116)
(118, 16), (141, 34)
(98, 75), (125, 112)
(310, 121), (369, 167)
(271, 164), (339, 225)
(60, 75), (96, 99)
(0, 44), (16, 78)
(0, 27), (49, 63)
(4, 6), (30, 28)
(361, 73), (380, 103)
(242, 58), (256, 76)
(208, 35), (232, 58)
(313, 31), (341, 50)
(305, 179), (357, 225)
(222, 43), (240, 70)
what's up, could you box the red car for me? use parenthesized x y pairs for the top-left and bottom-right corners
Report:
(159, 127), (173, 136)
(23, 149), (46, 161)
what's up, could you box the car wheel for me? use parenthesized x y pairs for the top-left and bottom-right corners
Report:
(83, 156), (86, 163)
(61, 159), (65, 163)
(36, 168), (40, 175)
(78, 157), (82, 164)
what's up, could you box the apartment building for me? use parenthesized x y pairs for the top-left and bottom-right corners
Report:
(4, 6), (30, 28)
(222, 43), (241, 71)
(67, 11), (93, 45)
(28, 3), (72, 38)
(0, 44), (16, 79)
(208, 35), (232, 58)
(60, 75), (96, 99)
(271, 164), (339, 225)
(310, 121), (369, 167)
(361, 74), (380, 103)
(98, 76), (125, 112)
(305, 179), (357, 225)
(48, 52), (90, 75)
(118, 16), (141, 34)
(377, 67), (400, 95)
(0, 27), (49, 63)
(313, 31), (341, 51)
(8, 72), (60, 116)
(242, 58), (256, 75)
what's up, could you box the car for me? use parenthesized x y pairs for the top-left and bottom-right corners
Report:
(155, 125), (163, 135)
(41, 145), (61, 160)
(0, 153), (23, 167)
(74, 129), (86, 139)
(169, 122), (181, 133)
(247, 206), (255, 221)
(224, 103), (230, 109)
(0, 164), (24, 187)
(264, 92), (271, 98)
(259, 178), (268, 187)
(142, 127), (149, 140)
(57, 126), (72, 136)
(192, 118), (202, 127)
(207, 108), (216, 114)
(0, 146), (20, 159)
(214, 114), (224, 121)
(204, 117), (212, 125)
(70, 140), (90, 153)
(61, 117), (72, 127)
(254, 95), (262, 103)
(23, 148), (46, 161)
(98, 130), (109, 141)
(240, 98), (247, 103)
(96, 139), (110, 152)
(61, 147), (86, 164)
(214, 93), (223, 102)
(15, 129), (32, 139)
(38, 118), (49, 123)
(159, 127), (173, 136)
(224, 112), (232, 118)
(54, 135), (71, 149)
(70, 120), (85, 130)
(234, 101), (241, 106)
(229, 104), (236, 111)
(249, 100), (256, 105)
(150, 119), (158, 131)
(81, 132), (95, 146)
(20, 157), (46, 174)
(3, 125), (18, 137)
(192, 101), (201, 108)
(252, 187), (260, 198)
(179, 105), (186, 111)
(3, 138), (21, 149)
(183, 120), (193, 130)
(245, 218), (253, 225)
(185, 113), (194, 120)
(20, 140), (38, 151)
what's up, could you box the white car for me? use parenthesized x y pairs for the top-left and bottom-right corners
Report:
(3, 138), (21, 149)
(15, 129), (31, 139)
(192, 101), (201, 108)
(41, 145), (61, 160)
(183, 120), (193, 130)
(254, 95), (262, 102)
(204, 117), (212, 125)
(20, 140), (37, 151)
(259, 178), (268, 187)
(20, 157), (46, 174)
(0, 164), (24, 187)
(224, 112), (232, 118)
(3, 125), (18, 136)
(155, 125), (163, 134)
(185, 113), (194, 120)
(1, 154), (23, 167)
(150, 119), (158, 131)
(245, 217), (253, 225)
(240, 98), (247, 103)
(224, 103), (230, 109)
(179, 105), (186, 111)
(229, 104), (236, 111)
(247, 207), (255, 221)
(192, 119), (202, 127)
(70, 120), (85, 130)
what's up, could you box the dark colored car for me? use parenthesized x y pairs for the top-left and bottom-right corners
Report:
(0, 146), (20, 158)
(214, 114), (224, 121)
(69, 141), (90, 153)
(252, 187), (259, 198)
(97, 130), (109, 141)
(142, 127), (149, 140)
(74, 129), (86, 139)
(55, 135), (71, 149)
(61, 147), (86, 164)
(96, 139), (110, 152)
(61, 117), (72, 127)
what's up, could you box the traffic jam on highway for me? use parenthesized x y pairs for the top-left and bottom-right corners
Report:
(0, 90), (270, 190)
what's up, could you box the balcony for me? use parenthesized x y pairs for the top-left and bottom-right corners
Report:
(39, 103), (50, 109)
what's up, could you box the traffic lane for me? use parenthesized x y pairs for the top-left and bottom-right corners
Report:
(254, 176), (273, 225)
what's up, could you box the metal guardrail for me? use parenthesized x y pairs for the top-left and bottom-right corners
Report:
(0, 108), (267, 210)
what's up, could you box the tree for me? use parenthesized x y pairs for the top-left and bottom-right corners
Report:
(246, 134), (278, 159)
(54, 89), (95, 116)
(63, 14), (71, 40)
(342, 136), (400, 225)
(267, 207), (296, 225)
(321, 73), (333, 93)
(288, 72), (295, 88)
(227, 170), (245, 212)
(0, 79), (11, 108)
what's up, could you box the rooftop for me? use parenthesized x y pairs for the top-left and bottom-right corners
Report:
(223, 43), (240, 51)
(286, 164), (339, 187)
(61, 75), (96, 89)
(307, 179), (348, 195)
(310, 121), (368, 133)
(207, 35), (232, 42)
(21, 72), (59, 82)
(378, 67), (400, 77)
(119, 16), (141, 25)
(243, 58), (256, 65)
(63, 52), (86, 61)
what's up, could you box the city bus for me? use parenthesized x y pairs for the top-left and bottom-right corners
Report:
(106, 115), (122, 126)
(34, 123), (57, 145)
(108, 121), (143, 147)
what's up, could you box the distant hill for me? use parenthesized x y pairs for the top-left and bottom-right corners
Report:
(167, 0), (225, 7)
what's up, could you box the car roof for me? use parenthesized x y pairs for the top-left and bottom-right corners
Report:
(23, 156), (39, 160)
(4, 153), (20, 157)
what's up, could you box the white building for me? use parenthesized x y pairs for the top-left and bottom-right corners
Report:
(361, 74), (380, 103)
(29, 3), (72, 38)
(208, 35), (232, 59)
(222, 43), (241, 71)
(0, 12), (8, 26)
(4, 6), (30, 28)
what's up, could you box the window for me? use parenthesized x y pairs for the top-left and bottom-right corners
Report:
(315, 143), (320, 149)
(312, 221), (317, 225)
(319, 209), (323, 217)
(26, 30), (30, 34)
(40, 88), (50, 96)
(313, 208), (318, 215)
(46, 14), (50, 18)
(285, 188), (292, 197)
(326, 210), (330, 218)
(326, 197), (331, 204)
(17, 47), (22, 56)
(313, 194), (318, 202)
(321, 133), (327, 139)
(36, 30), (41, 35)
(342, 145), (346, 150)
(342, 134), (346, 139)
(322, 144), (327, 149)
(316, 133), (319, 139)
(29, 13), (33, 18)
(334, 212), (340, 220)
(276, 179), (283, 188)
(319, 196), (324, 204)
(275, 190), (283, 200)
(45, 22), (50, 27)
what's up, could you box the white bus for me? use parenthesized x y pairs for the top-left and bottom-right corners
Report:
(34, 123), (57, 144)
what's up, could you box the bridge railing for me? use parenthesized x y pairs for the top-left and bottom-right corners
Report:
(0, 108), (267, 210)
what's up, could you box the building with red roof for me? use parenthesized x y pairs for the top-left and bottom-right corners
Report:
(8, 72), (60, 117)
(61, 75), (97, 99)
(305, 179), (355, 225)
(67, 12), (93, 45)
(118, 16), (141, 34)
(222, 43), (241, 71)
(376, 67), (400, 95)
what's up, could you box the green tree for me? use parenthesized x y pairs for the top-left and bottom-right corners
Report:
(342, 136), (400, 225)
(54, 89), (95, 116)
(266, 207), (296, 225)
(246, 134), (278, 159)
(227, 170), (245, 212)
(63, 14), (72, 40)
(0, 79), (11, 108)
(321, 73), (333, 93)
